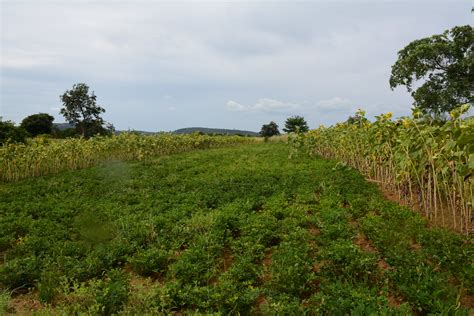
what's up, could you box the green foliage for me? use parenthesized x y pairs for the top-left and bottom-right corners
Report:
(38, 269), (61, 303)
(0, 121), (27, 146)
(0, 290), (10, 314)
(0, 256), (41, 289)
(308, 281), (412, 315)
(0, 144), (471, 314)
(0, 133), (256, 182)
(128, 246), (170, 277)
(283, 115), (309, 133)
(296, 105), (473, 233)
(96, 269), (130, 315)
(266, 230), (314, 297)
(60, 83), (108, 137)
(321, 240), (378, 283)
(390, 25), (474, 116)
(20, 113), (54, 137)
(260, 121), (280, 137)
(51, 127), (77, 139)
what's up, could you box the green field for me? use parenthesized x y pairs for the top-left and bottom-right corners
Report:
(0, 143), (472, 314)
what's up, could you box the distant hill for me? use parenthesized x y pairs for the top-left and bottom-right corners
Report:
(174, 127), (259, 136)
(54, 123), (157, 135)
(53, 123), (75, 130)
(115, 130), (157, 135)
(53, 124), (258, 136)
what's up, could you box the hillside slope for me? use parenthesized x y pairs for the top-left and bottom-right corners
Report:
(174, 127), (259, 136)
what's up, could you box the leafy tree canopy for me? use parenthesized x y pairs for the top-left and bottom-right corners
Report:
(60, 83), (106, 137)
(283, 116), (309, 133)
(0, 121), (27, 146)
(21, 113), (54, 137)
(260, 121), (280, 137)
(390, 25), (473, 117)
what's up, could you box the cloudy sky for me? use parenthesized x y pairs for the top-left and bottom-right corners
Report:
(1, 1), (472, 132)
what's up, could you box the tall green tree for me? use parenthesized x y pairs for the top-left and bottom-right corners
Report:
(21, 113), (54, 137)
(260, 121), (280, 137)
(60, 83), (106, 137)
(283, 116), (309, 133)
(390, 25), (473, 117)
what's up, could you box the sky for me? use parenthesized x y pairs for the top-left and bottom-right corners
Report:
(1, 0), (472, 132)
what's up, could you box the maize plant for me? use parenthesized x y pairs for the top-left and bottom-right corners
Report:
(292, 104), (473, 234)
(0, 133), (256, 183)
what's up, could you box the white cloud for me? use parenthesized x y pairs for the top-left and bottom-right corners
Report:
(227, 97), (356, 114)
(254, 98), (300, 112)
(226, 98), (301, 113)
(226, 100), (246, 111)
(1, 50), (56, 69)
(317, 97), (354, 111)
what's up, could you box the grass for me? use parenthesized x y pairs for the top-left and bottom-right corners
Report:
(0, 143), (472, 314)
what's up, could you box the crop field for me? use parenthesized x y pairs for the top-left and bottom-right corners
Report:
(0, 142), (472, 315)
(293, 106), (473, 234)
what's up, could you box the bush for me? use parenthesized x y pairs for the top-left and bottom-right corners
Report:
(0, 121), (27, 146)
(96, 269), (130, 315)
(20, 113), (54, 137)
(128, 246), (170, 276)
(0, 256), (41, 289)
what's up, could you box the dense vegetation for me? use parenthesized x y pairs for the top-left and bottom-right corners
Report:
(291, 105), (473, 233)
(259, 121), (280, 138)
(0, 133), (255, 183)
(60, 83), (113, 138)
(390, 25), (473, 116)
(283, 116), (309, 134)
(0, 143), (472, 314)
(20, 114), (55, 138)
(0, 121), (27, 146)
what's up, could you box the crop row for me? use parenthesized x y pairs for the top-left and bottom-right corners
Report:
(0, 133), (256, 183)
(2, 144), (470, 314)
(291, 104), (473, 233)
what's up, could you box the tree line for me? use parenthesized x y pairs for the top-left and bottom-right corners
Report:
(0, 83), (113, 145)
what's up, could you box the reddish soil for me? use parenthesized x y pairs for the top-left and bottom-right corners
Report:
(410, 241), (422, 251)
(353, 232), (376, 253)
(253, 293), (268, 315)
(7, 291), (42, 315)
(222, 247), (234, 272)
(312, 260), (329, 273)
(377, 259), (390, 271)
(386, 293), (404, 308)
(262, 251), (272, 267)
(261, 250), (273, 282)
(308, 225), (321, 237)
(460, 292), (474, 310)
(128, 272), (156, 289)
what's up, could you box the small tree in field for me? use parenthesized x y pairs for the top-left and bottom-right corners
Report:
(60, 83), (107, 137)
(260, 121), (280, 138)
(21, 113), (54, 137)
(283, 116), (309, 133)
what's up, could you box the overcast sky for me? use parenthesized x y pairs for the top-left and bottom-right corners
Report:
(1, 1), (472, 132)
